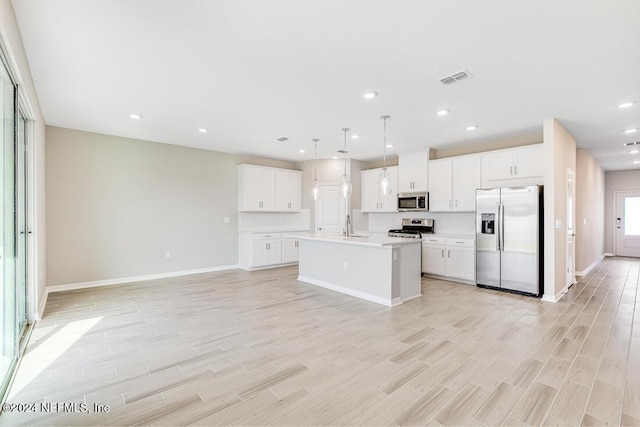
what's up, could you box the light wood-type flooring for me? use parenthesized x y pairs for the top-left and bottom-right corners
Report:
(1, 257), (639, 426)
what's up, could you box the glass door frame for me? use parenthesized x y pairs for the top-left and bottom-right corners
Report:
(0, 40), (34, 404)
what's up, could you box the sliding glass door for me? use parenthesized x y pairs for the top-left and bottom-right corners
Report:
(0, 53), (17, 397)
(0, 53), (29, 400)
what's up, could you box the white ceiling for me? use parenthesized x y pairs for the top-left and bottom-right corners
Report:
(11, 0), (640, 170)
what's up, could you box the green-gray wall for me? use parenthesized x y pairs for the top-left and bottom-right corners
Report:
(46, 126), (295, 286)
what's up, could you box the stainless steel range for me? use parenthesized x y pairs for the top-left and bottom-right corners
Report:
(388, 218), (434, 239)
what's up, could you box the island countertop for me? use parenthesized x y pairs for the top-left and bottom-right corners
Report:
(291, 233), (421, 247)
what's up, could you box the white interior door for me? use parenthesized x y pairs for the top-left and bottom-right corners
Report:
(615, 191), (640, 257)
(566, 169), (576, 286)
(316, 185), (345, 234)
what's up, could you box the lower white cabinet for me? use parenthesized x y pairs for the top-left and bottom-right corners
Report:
(239, 232), (302, 270)
(252, 238), (282, 267)
(282, 238), (300, 264)
(422, 236), (475, 283)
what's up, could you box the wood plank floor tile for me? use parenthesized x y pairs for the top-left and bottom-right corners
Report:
(470, 382), (525, 426)
(510, 381), (558, 425)
(432, 383), (491, 426)
(3, 258), (639, 426)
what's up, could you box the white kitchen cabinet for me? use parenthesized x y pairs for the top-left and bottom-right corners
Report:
(421, 236), (475, 284)
(238, 165), (275, 211)
(398, 150), (429, 193)
(238, 164), (301, 212)
(251, 236), (282, 267)
(422, 237), (446, 276)
(444, 238), (475, 281)
(275, 169), (302, 211)
(239, 232), (305, 270)
(481, 144), (543, 185)
(282, 237), (300, 263)
(427, 160), (453, 211)
(428, 155), (481, 212)
(361, 166), (398, 212)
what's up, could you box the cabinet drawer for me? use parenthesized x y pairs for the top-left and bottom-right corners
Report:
(422, 236), (445, 245)
(445, 238), (474, 248)
(251, 232), (282, 240)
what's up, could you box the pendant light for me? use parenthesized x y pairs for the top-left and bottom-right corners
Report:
(311, 138), (320, 201)
(379, 115), (393, 195)
(339, 128), (352, 198)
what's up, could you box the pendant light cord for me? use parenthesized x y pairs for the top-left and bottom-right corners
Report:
(381, 115), (390, 169)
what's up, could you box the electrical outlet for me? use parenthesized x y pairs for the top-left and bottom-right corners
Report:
(343, 261), (348, 270)
(165, 251), (171, 259)
(223, 216), (230, 223)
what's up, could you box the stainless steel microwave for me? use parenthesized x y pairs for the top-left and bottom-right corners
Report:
(397, 192), (428, 211)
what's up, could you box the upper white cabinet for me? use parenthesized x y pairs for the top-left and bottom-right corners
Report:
(275, 169), (302, 211)
(398, 150), (429, 193)
(481, 144), (543, 185)
(361, 166), (398, 212)
(238, 164), (302, 212)
(428, 155), (481, 212)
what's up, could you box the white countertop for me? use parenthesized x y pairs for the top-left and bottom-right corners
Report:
(422, 233), (475, 240)
(293, 233), (422, 247)
(239, 228), (310, 233)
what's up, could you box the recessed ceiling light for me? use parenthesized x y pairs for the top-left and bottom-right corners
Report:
(129, 114), (141, 119)
(331, 156), (338, 159)
(436, 109), (449, 116)
(363, 91), (378, 99)
(618, 101), (636, 109)
(625, 129), (638, 134)
(630, 149), (639, 154)
(298, 149), (306, 153)
(351, 134), (360, 139)
(386, 144), (394, 148)
(634, 160), (640, 164)
(198, 128), (208, 133)
(466, 125), (478, 131)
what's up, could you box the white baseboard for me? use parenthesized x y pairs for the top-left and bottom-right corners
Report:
(541, 286), (567, 303)
(297, 275), (401, 307)
(604, 252), (614, 257)
(575, 254), (605, 277)
(46, 264), (240, 294)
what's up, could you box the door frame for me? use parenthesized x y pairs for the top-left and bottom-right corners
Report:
(613, 190), (640, 257)
(314, 184), (345, 234)
(566, 168), (576, 287)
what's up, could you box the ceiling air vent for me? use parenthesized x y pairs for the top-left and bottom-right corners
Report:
(276, 137), (289, 142)
(440, 69), (472, 85)
(624, 141), (640, 146)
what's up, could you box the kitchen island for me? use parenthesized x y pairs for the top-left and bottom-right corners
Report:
(294, 234), (422, 307)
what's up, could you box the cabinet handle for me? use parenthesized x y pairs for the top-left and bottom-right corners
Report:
(448, 250), (450, 258)
(456, 241), (464, 244)
(510, 166), (513, 176)
(449, 200), (451, 208)
(455, 200), (458, 208)
(441, 249), (444, 257)
(264, 235), (271, 237)
(514, 165), (517, 175)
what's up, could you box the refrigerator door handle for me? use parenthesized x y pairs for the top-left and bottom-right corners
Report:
(500, 203), (505, 252)
(496, 202), (501, 251)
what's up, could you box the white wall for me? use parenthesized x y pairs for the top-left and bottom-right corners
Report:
(46, 126), (296, 286)
(604, 169), (640, 254)
(543, 118), (577, 302)
(0, 0), (47, 318)
(575, 149), (605, 272)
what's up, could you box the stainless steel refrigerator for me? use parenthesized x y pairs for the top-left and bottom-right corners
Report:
(476, 185), (543, 296)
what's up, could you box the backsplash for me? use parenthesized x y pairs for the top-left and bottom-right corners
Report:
(367, 211), (476, 236)
(239, 209), (311, 231)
